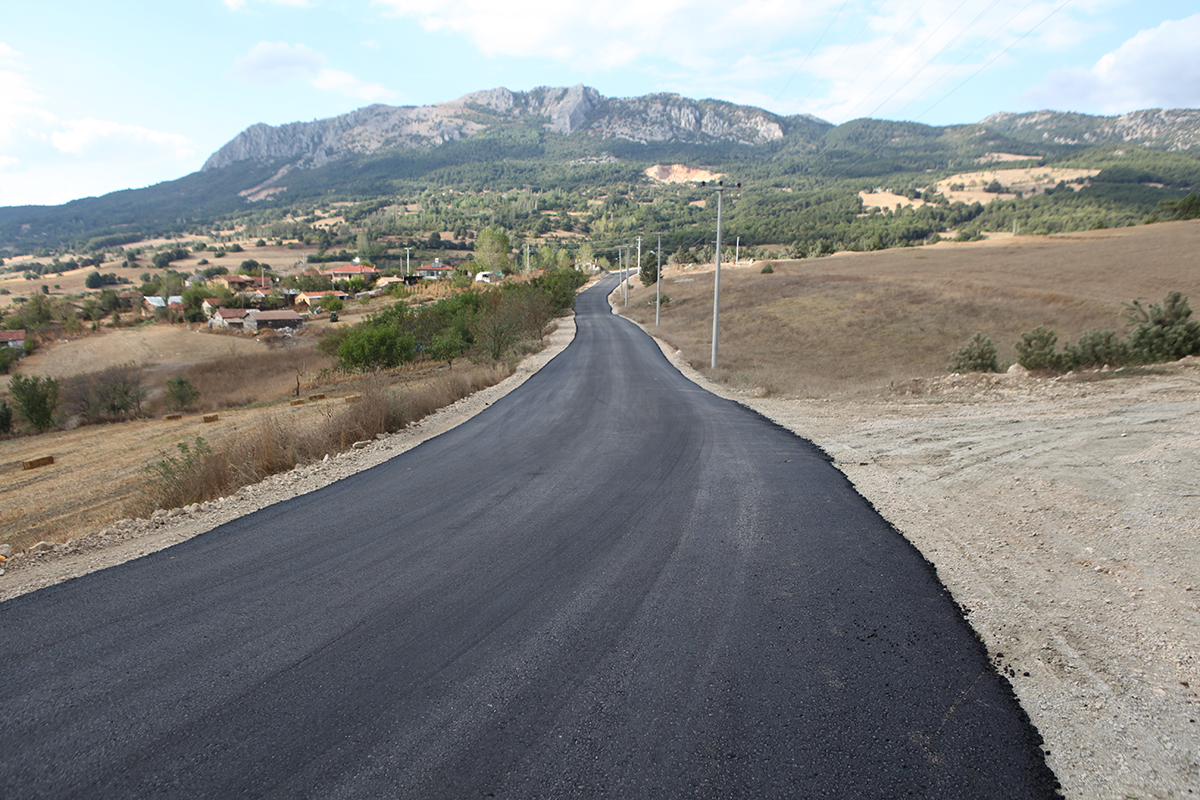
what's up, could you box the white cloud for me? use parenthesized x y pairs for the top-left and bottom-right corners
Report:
(232, 41), (399, 102)
(371, 0), (834, 69)
(369, 0), (1095, 120)
(1023, 13), (1200, 113)
(50, 119), (194, 159)
(0, 46), (200, 206)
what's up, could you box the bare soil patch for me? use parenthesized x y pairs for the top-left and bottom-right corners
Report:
(934, 167), (1100, 204)
(645, 164), (723, 183)
(859, 190), (929, 210)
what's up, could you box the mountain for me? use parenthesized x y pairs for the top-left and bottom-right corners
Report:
(981, 109), (1200, 152)
(202, 85), (816, 172)
(3, 85), (1200, 253)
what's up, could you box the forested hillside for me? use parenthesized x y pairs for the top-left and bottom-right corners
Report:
(2, 90), (1199, 269)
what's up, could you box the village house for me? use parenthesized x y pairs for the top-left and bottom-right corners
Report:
(294, 290), (349, 313)
(244, 310), (303, 333)
(0, 330), (27, 350)
(375, 275), (407, 290)
(142, 295), (184, 317)
(323, 261), (380, 282)
(209, 308), (248, 330)
(211, 274), (275, 293)
(415, 259), (453, 280)
(201, 297), (227, 318)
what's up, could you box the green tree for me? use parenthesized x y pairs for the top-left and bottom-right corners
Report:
(337, 325), (416, 371)
(1015, 326), (1066, 371)
(428, 331), (468, 367)
(9, 372), (60, 431)
(950, 332), (1000, 373)
(474, 226), (512, 274)
(0, 399), (12, 434)
(164, 375), (200, 412)
(1124, 291), (1200, 362)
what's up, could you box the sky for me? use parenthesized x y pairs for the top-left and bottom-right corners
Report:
(3, 0), (1199, 207)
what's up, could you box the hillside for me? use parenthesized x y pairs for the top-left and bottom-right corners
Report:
(2, 86), (1199, 257)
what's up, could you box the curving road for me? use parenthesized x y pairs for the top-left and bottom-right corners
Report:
(0, 276), (1059, 798)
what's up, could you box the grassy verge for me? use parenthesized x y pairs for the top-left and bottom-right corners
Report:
(128, 363), (511, 517)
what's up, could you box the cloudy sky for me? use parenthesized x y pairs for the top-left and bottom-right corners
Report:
(3, 0), (1198, 207)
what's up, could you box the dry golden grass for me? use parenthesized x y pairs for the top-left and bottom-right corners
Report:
(1, 355), (512, 552)
(621, 220), (1200, 398)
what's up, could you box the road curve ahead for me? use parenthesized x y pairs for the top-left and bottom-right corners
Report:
(0, 275), (1059, 798)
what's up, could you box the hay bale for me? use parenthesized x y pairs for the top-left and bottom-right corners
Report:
(22, 455), (55, 470)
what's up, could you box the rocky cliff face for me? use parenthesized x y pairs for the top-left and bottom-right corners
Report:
(201, 85), (794, 171)
(982, 109), (1200, 151)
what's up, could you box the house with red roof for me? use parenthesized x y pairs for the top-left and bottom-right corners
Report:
(0, 330), (27, 351)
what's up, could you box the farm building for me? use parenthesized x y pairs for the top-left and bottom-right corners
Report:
(245, 310), (303, 332)
(1, 330), (27, 350)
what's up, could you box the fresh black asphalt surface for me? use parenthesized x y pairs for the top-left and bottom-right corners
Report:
(0, 275), (1060, 798)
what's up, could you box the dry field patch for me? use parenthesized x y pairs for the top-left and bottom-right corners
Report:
(622, 220), (1200, 397)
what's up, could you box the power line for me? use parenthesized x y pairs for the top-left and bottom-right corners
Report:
(774, 1), (852, 108)
(913, 0), (1071, 122)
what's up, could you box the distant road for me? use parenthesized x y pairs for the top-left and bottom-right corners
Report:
(0, 276), (1059, 798)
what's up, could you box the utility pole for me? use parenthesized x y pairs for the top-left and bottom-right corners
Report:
(654, 232), (664, 326)
(525, 242), (530, 274)
(636, 235), (642, 287)
(621, 245), (629, 306)
(704, 180), (739, 370)
(735, 236), (740, 266)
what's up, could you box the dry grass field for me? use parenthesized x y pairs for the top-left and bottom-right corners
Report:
(620, 220), (1200, 398)
(0, 358), (510, 553)
(0, 279), (513, 552)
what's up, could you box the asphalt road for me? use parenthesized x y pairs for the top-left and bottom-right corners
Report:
(0, 275), (1060, 798)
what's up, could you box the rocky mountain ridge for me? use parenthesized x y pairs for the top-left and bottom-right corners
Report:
(982, 108), (1200, 151)
(201, 85), (810, 172)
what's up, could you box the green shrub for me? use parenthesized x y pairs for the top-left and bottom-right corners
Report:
(1124, 291), (1200, 363)
(1064, 329), (1131, 369)
(337, 323), (417, 371)
(142, 437), (212, 510)
(0, 346), (18, 375)
(1015, 326), (1067, 371)
(9, 372), (60, 431)
(429, 331), (467, 367)
(165, 375), (201, 412)
(760, 263), (775, 274)
(950, 332), (1000, 373)
(62, 365), (146, 421)
(0, 399), (12, 434)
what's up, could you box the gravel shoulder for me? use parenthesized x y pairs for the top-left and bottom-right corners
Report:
(4, 298), (1198, 799)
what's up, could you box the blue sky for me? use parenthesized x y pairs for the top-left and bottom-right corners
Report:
(3, 0), (1199, 207)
